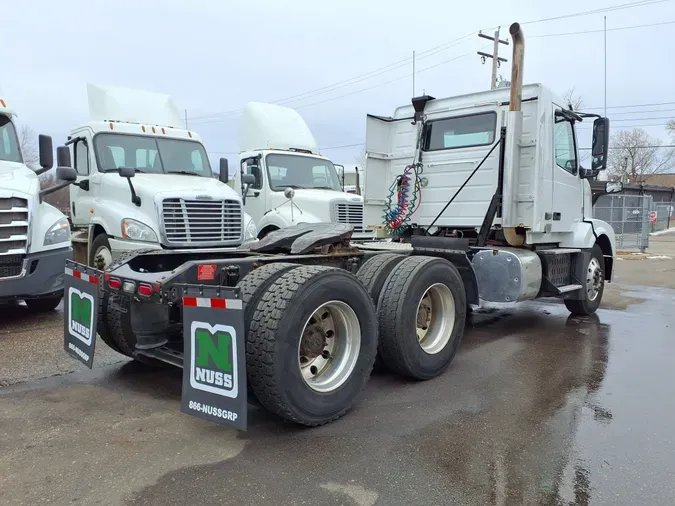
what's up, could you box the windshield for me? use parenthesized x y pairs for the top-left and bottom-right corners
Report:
(266, 153), (342, 191)
(0, 115), (22, 163)
(94, 133), (212, 177)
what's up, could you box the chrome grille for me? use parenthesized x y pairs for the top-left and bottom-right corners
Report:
(333, 202), (364, 232)
(0, 197), (28, 269)
(161, 198), (242, 246)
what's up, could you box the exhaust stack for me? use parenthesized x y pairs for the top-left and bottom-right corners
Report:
(502, 22), (526, 247)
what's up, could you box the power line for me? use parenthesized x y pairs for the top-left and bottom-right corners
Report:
(529, 19), (675, 38)
(188, 1), (671, 124)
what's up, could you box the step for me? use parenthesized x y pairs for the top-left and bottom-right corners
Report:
(557, 283), (583, 294)
(536, 248), (581, 255)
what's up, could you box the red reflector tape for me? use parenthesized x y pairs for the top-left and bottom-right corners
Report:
(182, 296), (242, 310)
(65, 267), (98, 285)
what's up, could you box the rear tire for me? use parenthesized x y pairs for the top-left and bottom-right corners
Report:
(377, 256), (466, 380)
(565, 244), (605, 316)
(25, 295), (62, 312)
(356, 253), (407, 303)
(98, 249), (164, 366)
(247, 265), (377, 426)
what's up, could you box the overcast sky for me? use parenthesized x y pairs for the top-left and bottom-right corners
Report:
(3, 0), (674, 171)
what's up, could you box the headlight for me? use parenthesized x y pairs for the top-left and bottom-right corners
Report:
(44, 217), (71, 246)
(244, 215), (258, 241)
(121, 219), (158, 243)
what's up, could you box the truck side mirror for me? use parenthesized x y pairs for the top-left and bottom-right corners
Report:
(38, 134), (54, 170)
(56, 166), (77, 182)
(605, 181), (623, 194)
(241, 174), (256, 186)
(119, 166), (136, 178)
(56, 145), (72, 168)
(591, 117), (610, 171)
(219, 158), (229, 183)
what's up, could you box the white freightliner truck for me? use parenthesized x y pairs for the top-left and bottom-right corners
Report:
(0, 90), (78, 311)
(61, 23), (621, 432)
(67, 83), (259, 269)
(231, 102), (373, 239)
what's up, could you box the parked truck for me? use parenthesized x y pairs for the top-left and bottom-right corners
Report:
(62, 23), (621, 431)
(231, 102), (373, 239)
(67, 83), (259, 270)
(0, 89), (78, 311)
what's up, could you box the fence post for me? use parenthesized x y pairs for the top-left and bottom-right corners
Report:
(640, 196), (651, 253)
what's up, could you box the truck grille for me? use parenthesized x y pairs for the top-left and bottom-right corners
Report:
(0, 197), (28, 271)
(161, 198), (242, 246)
(0, 254), (25, 279)
(333, 202), (364, 232)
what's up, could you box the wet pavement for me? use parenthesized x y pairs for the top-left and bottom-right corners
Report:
(1, 256), (674, 505)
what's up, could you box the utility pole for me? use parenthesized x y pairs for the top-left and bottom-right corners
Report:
(604, 16), (607, 118)
(478, 27), (509, 89)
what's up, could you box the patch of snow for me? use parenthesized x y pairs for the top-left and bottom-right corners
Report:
(650, 227), (675, 236)
(646, 255), (673, 260)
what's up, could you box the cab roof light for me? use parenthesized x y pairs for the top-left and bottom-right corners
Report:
(0, 99), (6, 107)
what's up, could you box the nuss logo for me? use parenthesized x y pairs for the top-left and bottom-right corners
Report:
(189, 321), (239, 398)
(68, 287), (94, 346)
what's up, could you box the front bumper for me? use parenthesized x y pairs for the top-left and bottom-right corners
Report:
(109, 237), (256, 262)
(0, 246), (72, 300)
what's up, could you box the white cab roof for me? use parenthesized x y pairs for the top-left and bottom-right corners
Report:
(240, 102), (318, 154)
(87, 83), (183, 128)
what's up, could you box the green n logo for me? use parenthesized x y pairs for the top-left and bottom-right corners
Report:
(195, 330), (233, 373)
(71, 293), (92, 328)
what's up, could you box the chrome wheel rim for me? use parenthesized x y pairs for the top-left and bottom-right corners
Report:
(586, 257), (604, 302)
(298, 300), (361, 393)
(416, 283), (455, 355)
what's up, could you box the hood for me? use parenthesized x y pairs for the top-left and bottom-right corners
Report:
(0, 161), (39, 196)
(101, 173), (243, 203)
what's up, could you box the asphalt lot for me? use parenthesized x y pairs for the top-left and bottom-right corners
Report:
(1, 236), (674, 505)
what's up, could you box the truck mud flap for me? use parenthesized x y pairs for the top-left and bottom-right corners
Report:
(63, 260), (103, 369)
(179, 284), (247, 431)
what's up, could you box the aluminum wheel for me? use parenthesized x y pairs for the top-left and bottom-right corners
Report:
(298, 300), (361, 393)
(415, 283), (455, 355)
(586, 257), (604, 302)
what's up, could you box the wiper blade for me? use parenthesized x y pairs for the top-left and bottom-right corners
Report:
(313, 186), (336, 190)
(171, 170), (202, 176)
(102, 168), (145, 173)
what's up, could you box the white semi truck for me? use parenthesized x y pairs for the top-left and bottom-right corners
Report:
(231, 102), (373, 239)
(61, 22), (620, 431)
(0, 90), (77, 311)
(67, 83), (258, 269)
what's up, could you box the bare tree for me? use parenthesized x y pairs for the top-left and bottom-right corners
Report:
(18, 124), (39, 169)
(562, 87), (584, 111)
(667, 119), (675, 138)
(608, 128), (675, 183)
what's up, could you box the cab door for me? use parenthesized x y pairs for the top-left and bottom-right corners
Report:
(69, 135), (97, 227)
(550, 112), (583, 233)
(239, 156), (267, 225)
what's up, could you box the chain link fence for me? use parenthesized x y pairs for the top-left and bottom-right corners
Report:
(651, 202), (674, 233)
(593, 194), (652, 252)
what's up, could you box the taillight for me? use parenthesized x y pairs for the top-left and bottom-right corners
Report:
(137, 283), (153, 297)
(108, 277), (121, 290)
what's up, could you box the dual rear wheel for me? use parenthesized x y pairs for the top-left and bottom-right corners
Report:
(240, 254), (467, 426)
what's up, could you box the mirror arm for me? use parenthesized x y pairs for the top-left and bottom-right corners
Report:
(126, 178), (141, 207)
(38, 181), (73, 203)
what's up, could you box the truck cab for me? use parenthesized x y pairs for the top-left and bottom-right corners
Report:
(68, 84), (258, 268)
(232, 102), (373, 240)
(0, 91), (77, 311)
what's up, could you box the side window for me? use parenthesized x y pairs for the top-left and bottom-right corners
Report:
(554, 119), (578, 175)
(74, 141), (90, 176)
(243, 160), (263, 189)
